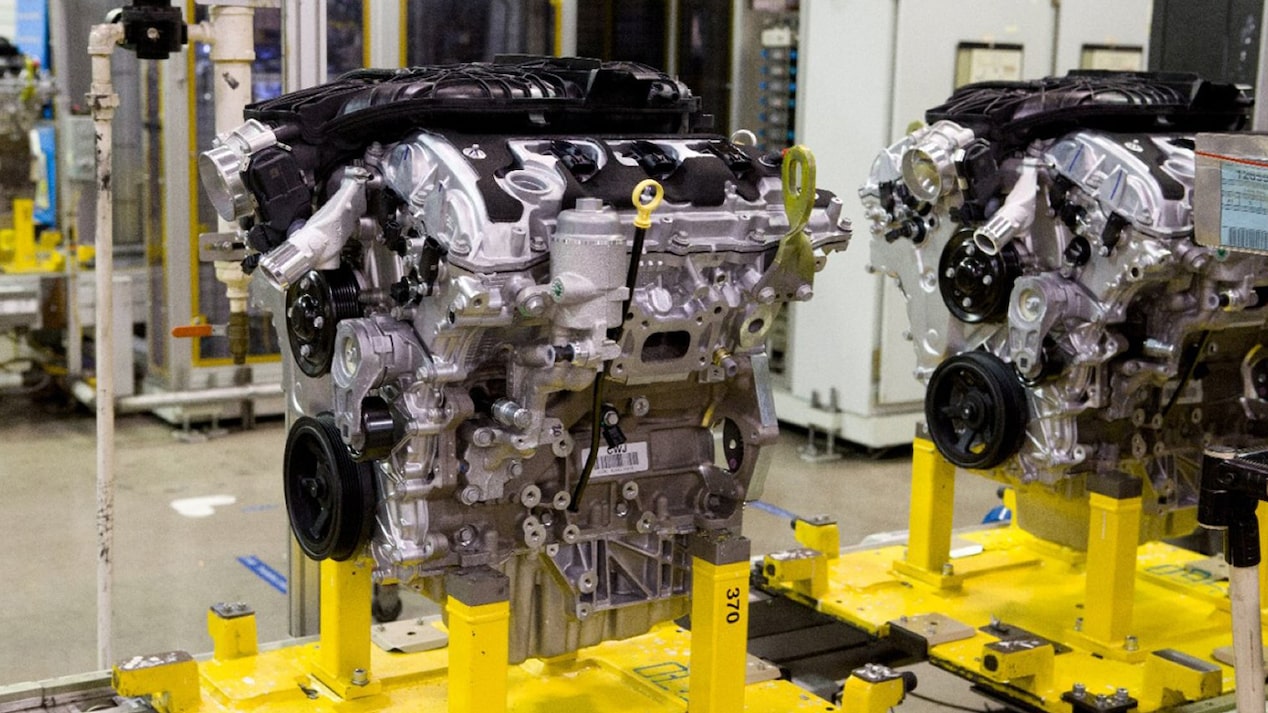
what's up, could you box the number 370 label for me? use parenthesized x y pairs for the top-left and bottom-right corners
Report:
(724, 587), (742, 624)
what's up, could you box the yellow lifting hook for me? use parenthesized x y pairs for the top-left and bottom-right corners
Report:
(776, 145), (818, 283)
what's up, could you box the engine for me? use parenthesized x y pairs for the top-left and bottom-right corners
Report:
(199, 57), (849, 660)
(864, 72), (1260, 545)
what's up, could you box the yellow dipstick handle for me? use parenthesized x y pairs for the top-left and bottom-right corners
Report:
(632, 179), (665, 229)
(781, 145), (816, 239)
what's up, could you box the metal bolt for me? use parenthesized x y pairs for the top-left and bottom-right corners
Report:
(636, 512), (656, 533)
(459, 485), (482, 505)
(520, 485), (542, 508)
(509, 460), (524, 477)
(1124, 635), (1138, 652)
(351, 668), (369, 686)
(794, 285), (814, 301)
(553, 491), (572, 510)
(631, 396), (651, 417)
(455, 525), (477, 546)
(614, 502), (630, 517)
(941, 562), (954, 576)
(472, 428), (495, 447)
(146, 27), (160, 40)
(1071, 682), (1086, 699)
(622, 482), (639, 500)
(603, 410), (620, 427)
(756, 286), (776, 304)
(521, 293), (547, 316)
(1114, 688), (1130, 702)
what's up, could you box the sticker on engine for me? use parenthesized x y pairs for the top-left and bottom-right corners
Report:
(1219, 162), (1268, 251)
(580, 441), (649, 477)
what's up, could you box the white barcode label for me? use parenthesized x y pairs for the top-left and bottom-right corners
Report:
(1220, 163), (1268, 251)
(580, 441), (649, 477)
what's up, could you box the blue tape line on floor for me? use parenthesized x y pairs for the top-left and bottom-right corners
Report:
(749, 499), (800, 521)
(237, 555), (288, 594)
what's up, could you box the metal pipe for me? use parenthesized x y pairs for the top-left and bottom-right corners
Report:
(48, 0), (82, 378)
(283, 0), (328, 92)
(71, 379), (282, 412)
(1256, 0), (1268, 131)
(87, 19), (124, 672)
(1230, 564), (1265, 712)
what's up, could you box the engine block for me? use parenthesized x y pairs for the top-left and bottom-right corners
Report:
(864, 72), (1261, 544)
(201, 57), (848, 660)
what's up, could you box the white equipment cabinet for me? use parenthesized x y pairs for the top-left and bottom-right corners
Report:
(783, 0), (1151, 449)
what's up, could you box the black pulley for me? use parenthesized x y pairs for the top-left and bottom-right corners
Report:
(286, 266), (361, 377)
(283, 413), (376, 561)
(925, 351), (1028, 469)
(938, 230), (1020, 323)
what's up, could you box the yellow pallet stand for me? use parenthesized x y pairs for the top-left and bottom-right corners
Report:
(112, 534), (837, 712)
(763, 434), (1262, 712)
(0, 198), (86, 274)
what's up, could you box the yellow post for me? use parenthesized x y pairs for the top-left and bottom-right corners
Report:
(688, 534), (751, 713)
(1082, 492), (1142, 647)
(207, 602), (258, 661)
(311, 557), (381, 699)
(905, 435), (956, 574)
(1258, 501), (1268, 601)
(793, 515), (840, 559)
(446, 567), (511, 713)
(10, 198), (35, 270)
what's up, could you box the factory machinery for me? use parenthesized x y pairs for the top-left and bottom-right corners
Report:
(11, 1), (1268, 710)
(29, 4), (855, 707)
(760, 72), (1268, 712)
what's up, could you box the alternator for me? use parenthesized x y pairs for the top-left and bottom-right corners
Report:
(864, 72), (1260, 545)
(201, 57), (848, 660)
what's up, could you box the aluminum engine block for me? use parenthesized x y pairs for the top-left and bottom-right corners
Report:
(200, 57), (848, 660)
(864, 72), (1261, 544)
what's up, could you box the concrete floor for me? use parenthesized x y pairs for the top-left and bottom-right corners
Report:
(0, 396), (1004, 710)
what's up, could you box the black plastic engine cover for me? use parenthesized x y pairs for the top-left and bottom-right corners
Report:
(926, 71), (1251, 152)
(245, 56), (703, 170)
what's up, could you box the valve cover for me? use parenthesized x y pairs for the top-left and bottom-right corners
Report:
(864, 72), (1263, 545)
(202, 57), (849, 660)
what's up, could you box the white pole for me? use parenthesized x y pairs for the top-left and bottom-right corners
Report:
(1230, 564), (1266, 712)
(87, 20), (124, 671)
